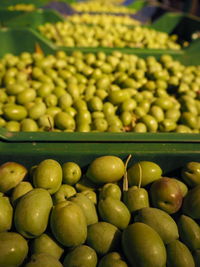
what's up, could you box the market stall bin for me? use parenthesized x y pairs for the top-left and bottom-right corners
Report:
(0, 139), (200, 266)
(0, 25), (199, 139)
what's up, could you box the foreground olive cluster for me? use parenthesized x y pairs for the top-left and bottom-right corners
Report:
(0, 156), (200, 266)
(7, 4), (36, 11)
(38, 22), (181, 49)
(67, 13), (140, 26)
(0, 51), (200, 133)
(71, 1), (135, 14)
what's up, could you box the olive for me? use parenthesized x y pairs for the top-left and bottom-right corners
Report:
(149, 105), (164, 123)
(5, 121), (20, 132)
(133, 122), (147, 132)
(54, 112), (75, 131)
(92, 118), (108, 132)
(159, 119), (177, 132)
(181, 112), (198, 129)
(3, 105), (27, 121)
(140, 115), (158, 132)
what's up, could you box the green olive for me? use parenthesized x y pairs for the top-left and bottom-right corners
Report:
(92, 118), (108, 132)
(95, 89), (108, 101)
(76, 123), (91, 132)
(58, 94), (73, 110)
(96, 76), (110, 89)
(175, 125), (193, 133)
(181, 112), (198, 129)
(17, 89), (36, 105)
(3, 104), (27, 121)
(76, 110), (92, 125)
(88, 97), (103, 112)
(73, 99), (88, 111)
(84, 85), (96, 101)
(44, 94), (58, 107)
(5, 121), (20, 131)
(46, 107), (62, 118)
(134, 107), (147, 117)
(159, 119), (177, 132)
(28, 102), (46, 120)
(149, 105), (164, 122)
(138, 100), (150, 113)
(120, 111), (133, 126)
(53, 87), (66, 98)
(140, 114), (158, 132)
(92, 111), (104, 119)
(38, 114), (54, 130)
(103, 102), (116, 118)
(0, 90), (8, 103)
(0, 117), (6, 127)
(107, 115), (123, 128)
(165, 108), (181, 122)
(107, 125), (123, 132)
(67, 84), (80, 101)
(132, 122), (147, 132)
(54, 112), (75, 131)
(120, 99), (137, 112)
(154, 97), (174, 110)
(108, 90), (130, 105)
(6, 83), (27, 95)
(65, 106), (77, 118)
(37, 83), (54, 98)
(20, 118), (39, 132)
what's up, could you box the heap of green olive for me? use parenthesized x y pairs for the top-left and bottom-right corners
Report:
(38, 22), (181, 50)
(67, 13), (140, 26)
(71, 1), (134, 14)
(7, 4), (36, 11)
(0, 50), (199, 133)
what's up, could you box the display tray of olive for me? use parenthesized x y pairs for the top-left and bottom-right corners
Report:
(70, 1), (137, 14)
(0, 140), (200, 267)
(0, 46), (200, 140)
(3, 8), (200, 51)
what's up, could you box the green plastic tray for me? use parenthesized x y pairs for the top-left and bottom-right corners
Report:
(0, 27), (199, 143)
(2, 9), (200, 53)
(0, 27), (199, 65)
(0, 141), (199, 174)
(1, 127), (200, 143)
(0, 10), (27, 25)
(0, 28), (56, 57)
(127, 0), (147, 11)
(0, 9), (64, 28)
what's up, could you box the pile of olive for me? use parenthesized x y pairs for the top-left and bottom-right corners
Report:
(1, 156), (200, 267)
(0, 51), (199, 133)
(71, 1), (135, 14)
(7, 4), (36, 11)
(38, 22), (181, 50)
(67, 13), (140, 26)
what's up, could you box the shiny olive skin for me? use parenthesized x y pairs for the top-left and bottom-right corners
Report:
(54, 112), (75, 131)
(140, 115), (158, 132)
(0, 232), (28, 267)
(86, 156), (125, 184)
(63, 245), (97, 267)
(5, 121), (20, 132)
(128, 161), (162, 187)
(3, 104), (27, 121)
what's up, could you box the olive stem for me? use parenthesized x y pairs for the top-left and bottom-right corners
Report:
(47, 116), (53, 132)
(123, 154), (132, 192)
(138, 163), (142, 188)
